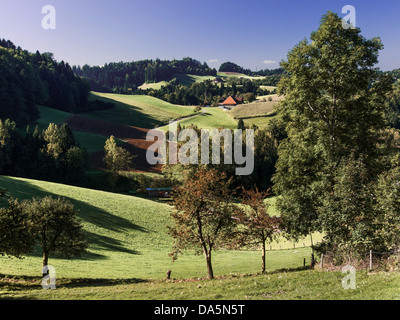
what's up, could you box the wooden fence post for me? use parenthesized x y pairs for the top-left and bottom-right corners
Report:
(369, 250), (373, 270)
(320, 254), (324, 269)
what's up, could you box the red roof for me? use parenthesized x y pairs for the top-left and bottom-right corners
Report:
(222, 96), (238, 106)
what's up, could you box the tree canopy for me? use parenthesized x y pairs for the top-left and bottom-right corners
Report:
(272, 11), (394, 256)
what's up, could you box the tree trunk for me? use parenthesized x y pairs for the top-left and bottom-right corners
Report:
(262, 241), (266, 273)
(310, 231), (315, 268)
(206, 253), (214, 279)
(203, 249), (214, 279)
(42, 251), (49, 277)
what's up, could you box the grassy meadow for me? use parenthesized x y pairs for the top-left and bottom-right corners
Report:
(137, 72), (270, 90)
(0, 175), (333, 299)
(159, 107), (239, 131)
(3, 268), (400, 300)
(36, 105), (73, 128)
(227, 101), (276, 119)
(84, 92), (197, 128)
(5, 91), (393, 301)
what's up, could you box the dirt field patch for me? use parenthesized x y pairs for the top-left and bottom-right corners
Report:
(65, 115), (163, 173)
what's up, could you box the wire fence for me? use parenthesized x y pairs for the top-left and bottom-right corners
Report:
(315, 249), (400, 271)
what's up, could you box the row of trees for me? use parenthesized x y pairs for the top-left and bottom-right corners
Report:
(161, 122), (279, 191)
(73, 57), (217, 94)
(169, 168), (280, 278)
(0, 119), (88, 185)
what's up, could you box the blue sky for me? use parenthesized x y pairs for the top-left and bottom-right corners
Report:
(0, 0), (399, 71)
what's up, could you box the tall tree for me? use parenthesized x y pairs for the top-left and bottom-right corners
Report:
(0, 119), (17, 174)
(272, 11), (393, 254)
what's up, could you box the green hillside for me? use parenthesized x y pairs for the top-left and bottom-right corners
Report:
(83, 92), (197, 128)
(172, 73), (216, 86)
(36, 105), (73, 128)
(158, 107), (239, 131)
(0, 176), (318, 282)
(36, 105), (122, 153)
(1, 176), (393, 301)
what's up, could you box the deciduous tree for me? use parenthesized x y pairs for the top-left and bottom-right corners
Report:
(168, 168), (237, 279)
(24, 196), (88, 275)
(272, 11), (393, 255)
(0, 196), (35, 258)
(103, 135), (135, 186)
(236, 187), (280, 273)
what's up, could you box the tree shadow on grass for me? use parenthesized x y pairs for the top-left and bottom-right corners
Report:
(84, 94), (168, 129)
(0, 176), (149, 259)
(267, 266), (311, 275)
(0, 273), (148, 295)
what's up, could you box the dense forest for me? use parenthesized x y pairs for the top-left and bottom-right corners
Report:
(0, 38), (113, 126)
(72, 57), (217, 94)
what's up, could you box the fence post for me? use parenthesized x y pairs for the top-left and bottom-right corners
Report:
(369, 250), (373, 270)
(320, 254), (324, 269)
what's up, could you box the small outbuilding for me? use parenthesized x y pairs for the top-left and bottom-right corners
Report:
(146, 187), (173, 198)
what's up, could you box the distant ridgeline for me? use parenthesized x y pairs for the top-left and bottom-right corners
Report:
(72, 57), (218, 93)
(0, 38), (112, 126)
(72, 58), (284, 105)
(219, 61), (284, 77)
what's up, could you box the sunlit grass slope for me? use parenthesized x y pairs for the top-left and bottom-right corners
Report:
(0, 176), (317, 282)
(84, 92), (197, 128)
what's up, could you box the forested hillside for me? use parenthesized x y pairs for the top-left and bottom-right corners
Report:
(0, 39), (96, 125)
(219, 61), (284, 77)
(72, 57), (217, 94)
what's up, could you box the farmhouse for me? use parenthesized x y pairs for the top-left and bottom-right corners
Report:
(222, 96), (243, 107)
(211, 77), (224, 83)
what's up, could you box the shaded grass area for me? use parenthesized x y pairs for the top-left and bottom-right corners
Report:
(2, 268), (400, 300)
(36, 105), (73, 129)
(35, 105), (124, 153)
(72, 130), (124, 153)
(84, 92), (197, 128)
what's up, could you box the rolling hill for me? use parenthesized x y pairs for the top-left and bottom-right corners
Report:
(85, 92), (198, 129)
(0, 175), (316, 283)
